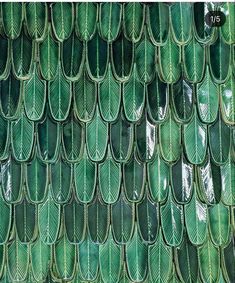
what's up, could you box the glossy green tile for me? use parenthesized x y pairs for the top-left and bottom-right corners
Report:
(0, 3), (234, 282)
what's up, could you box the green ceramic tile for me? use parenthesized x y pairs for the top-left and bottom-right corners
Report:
(0, 2), (234, 282)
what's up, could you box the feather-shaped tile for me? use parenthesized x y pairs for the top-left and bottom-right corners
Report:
(99, 3), (122, 43)
(51, 3), (74, 42)
(54, 233), (76, 280)
(74, 147), (97, 204)
(30, 237), (51, 282)
(25, 3), (48, 42)
(148, 228), (173, 283)
(24, 63), (46, 121)
(147, 3), (169, 46)
(123, 3), (145, 43)
(75, 3), (97, 42)
(64, 197), (86, 244)
(1, 3), (23, 39)
(15, 198), (36, 243)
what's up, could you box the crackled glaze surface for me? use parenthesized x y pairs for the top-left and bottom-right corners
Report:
(0, 2), (234, 283)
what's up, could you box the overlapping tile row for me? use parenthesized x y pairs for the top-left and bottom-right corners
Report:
(0, 2), (234, 283)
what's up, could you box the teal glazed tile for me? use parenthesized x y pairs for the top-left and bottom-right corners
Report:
(0, 2), (234, 282)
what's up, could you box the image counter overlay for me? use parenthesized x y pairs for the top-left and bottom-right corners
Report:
(0, 2), (234, 283)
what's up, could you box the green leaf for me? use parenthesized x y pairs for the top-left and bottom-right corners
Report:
(147, 74), (168, 123)
(0, 35), (10, 80)
(26, 151), (48, 203)
(64, 197), (86, 243)
(209, 35), (230, 83)
(74, 147), (97, 203)
(0, 72), (22, 119)
(183, 37), (205, 83)
(171, 79), (193, 123)
(220, 71), (235, 125)
(30, 237), (51, 282)
(87, 32), (108, 81)
(110, 111), (134, 162)
(209, 113), (230, 164)
(0, 191), (11, 244)
(51, 3), (74, 42)
(196, 66), (219, 123)
(209, 202), (230, 246)
(74, 67), (97, 122)
(37, 113), (60, 162)
(123, 64), (145, 122)
(99, 3), (122, 42)
(15, 198), (36, 243)
(137, 194), (158, 243)
(62, 31), (84, 81)
(221, 158), (235, 205)
(99, 227), (122, 283)
(11, 112), (34, 162)
(86, 106), (108, 162)
(111, 32), (134, 80)
(25, 3), (47, 41)
(39, 25), (59, 81)
(50, 157), (72, 204)
(54, 234), (76, 280)
(24, 63), (46, 121)
(126, 226), (148, 282)
(78, 234), (99, 281)
(135, 28), (155, 83)
(197, 154), (222, 204)
(7, 238), (29, 281)
(159, 32), (181, 83)
(170, 3), (192, 44)
(38, 188), (61, 244)
(198, 237), (220, 283)
(98, 63), (121, 122)
(98, 146), (121, 204)
(0, 115), (9, 160)
(193, 2), (216, 44)
(176, 235), (199, 283)
(159, 108), (181, 162)
(2, 3), (23, 39)
(148, 228), (173, 283)
(147, 149), (170, 202)
(12, 29), (34, 80)
(183, 108), (207, 165)
(123, 149), (145, 202)
(147, 3), (169, 45)
(221, 3), (235, 44)
(111, 192), (134, 244)
(136, 113), (156, 162)
(48, 65), (72, 121)
(160, 189), (183, 247)
(62, 113), (84, 162)
(171, 152), (193, 204)
(222, 237), (235, 283)
(88, 196), (109, 244)
(75, 3), (97, 41)
(184, 184), (208, 245)
(1, 156), (23, 203)
(123, 3), (145, 43)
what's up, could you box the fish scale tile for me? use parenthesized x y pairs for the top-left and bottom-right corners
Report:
(0, 2), (234, 283)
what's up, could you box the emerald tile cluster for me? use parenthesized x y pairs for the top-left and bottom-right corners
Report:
(0, 2), (234, 283)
